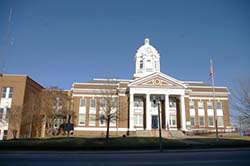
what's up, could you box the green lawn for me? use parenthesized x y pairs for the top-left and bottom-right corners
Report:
(0, 136), (250, 151)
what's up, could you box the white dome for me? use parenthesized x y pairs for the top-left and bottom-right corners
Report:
(133, 38), (161, 79)
(135, 38), (159, 59)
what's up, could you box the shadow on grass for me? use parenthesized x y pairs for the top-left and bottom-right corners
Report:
(0, 137), (249, 151)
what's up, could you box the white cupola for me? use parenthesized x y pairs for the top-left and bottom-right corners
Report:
(133, 38), (160, 79)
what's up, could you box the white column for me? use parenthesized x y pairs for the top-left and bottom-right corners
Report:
(165, 94), (169, 130)
(146, 93), (151, 130)
(180, 95), (187, 130)
(129, 93), (135, 131)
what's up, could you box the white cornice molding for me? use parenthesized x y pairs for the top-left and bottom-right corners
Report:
(129, 72), (187, 88)
(188, 85), (228, 89)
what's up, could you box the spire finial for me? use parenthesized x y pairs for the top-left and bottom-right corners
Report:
(144, 38), (150, 45)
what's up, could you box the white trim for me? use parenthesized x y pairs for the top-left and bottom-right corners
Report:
(74, 127), (128, 131)
(189, 97), (228, 100)
(73, 82), (119, 86)
(73, 94), (119, 97)
(183, 81), (204, 83)
(187, 85), (228, 89)
(129, 72), (187, 88)
(188, 91), (229, 96)
(72, 88), (118, 92)
(93, 78), (132, 82)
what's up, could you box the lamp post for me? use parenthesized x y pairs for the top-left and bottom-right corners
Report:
(153, 95), (164, 152)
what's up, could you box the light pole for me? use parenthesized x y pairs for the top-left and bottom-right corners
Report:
(153, 95), (164, 152)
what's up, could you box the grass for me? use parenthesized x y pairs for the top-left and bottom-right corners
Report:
(0, 136), (250, 151)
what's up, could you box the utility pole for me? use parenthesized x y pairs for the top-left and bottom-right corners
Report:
(153, 95), (164, 152)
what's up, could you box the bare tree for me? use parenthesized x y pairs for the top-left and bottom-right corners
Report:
(21, 92), (43, 138)
(8, 105), (22, 139)
(231, 78), (250, 130)
(40, 87), (74, 137)
(98, 82), (120, 140)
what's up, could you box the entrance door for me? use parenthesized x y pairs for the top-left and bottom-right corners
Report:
(152, 115), (158, 129)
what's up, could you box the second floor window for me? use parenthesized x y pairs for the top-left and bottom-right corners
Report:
(207, 101), (213, 110)
(1, 87), (7, 98)
(217, 101), (222, 109)
(100, 98), (106, 108)
(9, 88), (13, 98)
(169, 98), (176, 108)
(80, 98), (86, 107)
(1, 87), (13, 98)
(189, 100), (194, 109)
(198, 101), (204, 109)
(90, 99), (96, 108)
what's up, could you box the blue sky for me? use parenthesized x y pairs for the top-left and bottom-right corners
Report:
(0, 0), (249, 90)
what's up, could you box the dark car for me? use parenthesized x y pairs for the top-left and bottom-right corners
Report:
(243, 131), (250, 136)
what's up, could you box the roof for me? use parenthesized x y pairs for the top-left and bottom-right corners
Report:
(183, 81), (211, 87)
(86, 78), (131, 84)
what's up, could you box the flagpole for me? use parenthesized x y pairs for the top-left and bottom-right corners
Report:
(210, 59), (219, 142)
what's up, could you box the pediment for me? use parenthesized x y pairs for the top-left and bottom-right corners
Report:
(129, 72), (186, 89)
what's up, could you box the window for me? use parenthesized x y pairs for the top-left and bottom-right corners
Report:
(170, 115), (176, 126)
(78, 114), (85, 125)
(139, 60), (143, 69)
(207, 101), (213, 110)
(134, 97), (143, 107)
(217, 101), (222, 110)
(1, 87), (13, 98)
(169, 98), (176, 108)
(208, 116), (214, 126)
(100, 98), (106, 108)
(80, 98), (86, 107)
(5, 108), (10, 120)
(151, 101), (156, 107)
(9, 87), (13, 98)
(89, 114), (96, 125)
(199, 116), (205, 126)
(134, 114), (143, 126)
(198, 101), (204, 109)
(111, 97), (116, 108)
(189, 100), (194, 109)
(217, 116), (224, 127)
(90, 99), (96, 108)
(3, 130), (8, 140)
(99, 113), (105, 126)
(1, 87), (7, 98)
(190, 116), (195, 126)
(0, 108), (3, 119)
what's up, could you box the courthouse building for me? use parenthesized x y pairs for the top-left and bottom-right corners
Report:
(71, 38), (231, 136)
(0, 38), (231, 140)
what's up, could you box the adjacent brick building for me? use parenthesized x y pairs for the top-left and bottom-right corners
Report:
(0, 75), (44, 140)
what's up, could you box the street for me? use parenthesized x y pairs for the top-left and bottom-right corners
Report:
(0, 149), (250, 166)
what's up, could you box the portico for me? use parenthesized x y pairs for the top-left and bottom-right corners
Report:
(128, 71), (187, 132)
(129, 87), (186, 132)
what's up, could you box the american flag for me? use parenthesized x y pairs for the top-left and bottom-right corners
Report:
(209, 59), (213, 78)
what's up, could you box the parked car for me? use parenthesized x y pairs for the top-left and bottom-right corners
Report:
(243, 131), (250, 136)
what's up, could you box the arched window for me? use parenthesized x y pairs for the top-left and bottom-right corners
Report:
(139, 60), (143, 69)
